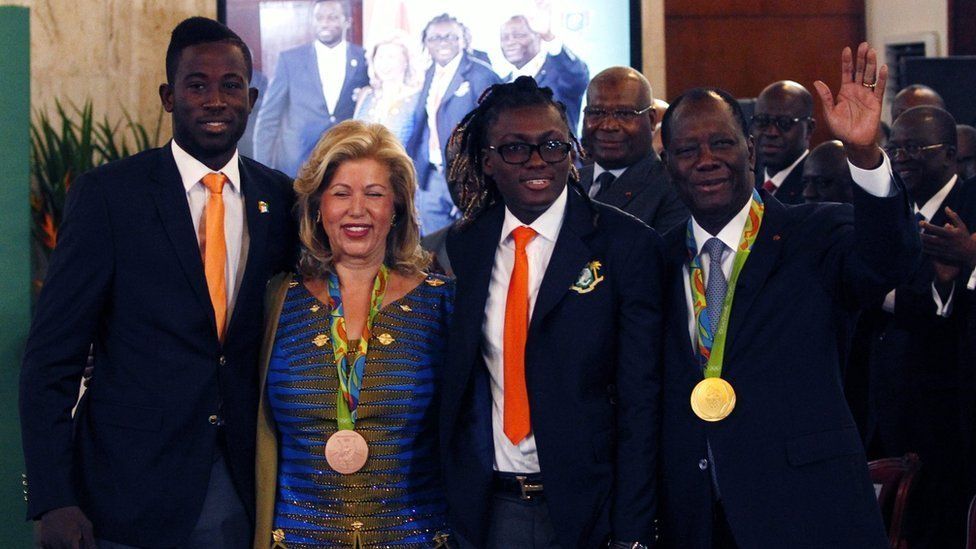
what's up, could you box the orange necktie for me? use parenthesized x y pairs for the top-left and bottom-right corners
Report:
(202, 173), (228, 341)
(504, 226), (537, 445)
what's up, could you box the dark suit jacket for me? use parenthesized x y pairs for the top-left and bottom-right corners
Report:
(756, 156), (807, 205)
(441, 189), (665, 548)
(19, 146), (297, 547)
(580, 153), (689, 234)
(254, 42), (369, 177)
(505, 46), (589, 131)
(406, 53), (501, 186)
(659, 185), (919, 548)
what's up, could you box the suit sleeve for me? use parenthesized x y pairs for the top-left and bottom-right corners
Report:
(20, 172), (115, 519)
(253, 54), (290, 166)
(610, 225), (665, 543)
(650, 182), (690, 235)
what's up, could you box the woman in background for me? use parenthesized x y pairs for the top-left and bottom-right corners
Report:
(354, 33), (422, 147)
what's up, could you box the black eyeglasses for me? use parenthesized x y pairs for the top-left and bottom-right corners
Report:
(425, 33), (460, 44)
(487, 140), (572, 164)
(883, 142), (949, 158)
(751, 114), (813, 132)
(583, 105), (653, 123)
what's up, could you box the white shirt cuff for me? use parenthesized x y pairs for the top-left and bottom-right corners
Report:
(932, 282), (954, 317)
(848, 152), (893, 197)
(882, 289), (896, 314)
(967, 266), (976, 291)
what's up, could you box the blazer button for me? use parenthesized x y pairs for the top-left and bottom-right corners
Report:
(209, 414), (219, 425)
(218, 355), (227, 366)
(699, 458), (709, 471)
(330, 115), (337, 123)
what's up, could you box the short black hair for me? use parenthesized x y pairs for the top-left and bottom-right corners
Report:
(165, 17), (252, 84)
(313, 0), (351, 19)
(661, 87), (749, 149)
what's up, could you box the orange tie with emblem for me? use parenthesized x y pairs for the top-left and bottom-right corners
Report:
(202, 173), (228, 341)
(504, 226), (538, 445)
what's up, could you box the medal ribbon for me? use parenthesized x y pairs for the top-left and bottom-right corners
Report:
(687, 189), (764, 378)
(327, 265), (389, 430)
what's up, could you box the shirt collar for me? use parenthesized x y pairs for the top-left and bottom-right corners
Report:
(500, 185), (568, 245)
(593, 163), (628, 180)
(171, 140), (241, 195)
(764, 149), (810, 187)
(917, 174), (958, 220)
(314, 39), (347, 60)
(511, 48), (548, 80)
(434, 53), (463, 79)
(690, 196), (753, 257)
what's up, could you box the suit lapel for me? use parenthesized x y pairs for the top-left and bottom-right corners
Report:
(225, 160), (271, 337)
(530, 191), (596, 331)
(723, 195), (787, 359)
(335, 46), (362, 115)
(665, 226), (698, 365)
(930, 179), (963, 226)
(601, 154), (661, 209)
(148, 146), (214, 321)
(439, 56), (468, 113)
(303, 45), (329, 115)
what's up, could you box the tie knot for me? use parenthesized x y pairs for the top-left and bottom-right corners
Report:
(202, 172), (227, 194)
(702, 237), (726, 262)
(511, 226), (538, 250)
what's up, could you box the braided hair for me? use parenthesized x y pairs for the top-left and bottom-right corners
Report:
(447, 76), (598, 227)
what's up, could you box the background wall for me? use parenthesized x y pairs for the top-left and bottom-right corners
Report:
(866, 0), (948, 57)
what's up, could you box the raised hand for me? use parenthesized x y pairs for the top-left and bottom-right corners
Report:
(813, 43), (888, 168)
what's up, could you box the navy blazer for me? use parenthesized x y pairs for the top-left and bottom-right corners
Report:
(505, 46), (589, 131)
(756, 156), (807, 205)
(441, 189), (665, 548)
(253, 42), (369, 177)
(659, 184), (919, 548)
(580, 153), (689, 234)
(19, 146), (297, 546)
(406, 53), (501, 186)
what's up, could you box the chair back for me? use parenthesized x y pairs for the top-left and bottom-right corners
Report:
(869, 453), (921, 549)
(966, 493), (976, 549)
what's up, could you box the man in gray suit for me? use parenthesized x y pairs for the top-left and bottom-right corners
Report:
(580, 66), (687, 233)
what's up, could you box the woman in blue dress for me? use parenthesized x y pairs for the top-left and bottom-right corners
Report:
(354, 33), (422, 148)
(254, 120), (453, 548)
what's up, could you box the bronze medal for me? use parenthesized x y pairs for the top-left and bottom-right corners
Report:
(325, 430), (369, 474)
(690, 377), (736, 422)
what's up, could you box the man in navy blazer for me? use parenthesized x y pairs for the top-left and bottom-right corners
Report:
(751, 81), (816, 205)
(253, 0), (369, 177)
(499, 15), (589, 131)
(407, 13), (501, 236)
(657, 45), (918, 548)
(20, 18), (297, 548)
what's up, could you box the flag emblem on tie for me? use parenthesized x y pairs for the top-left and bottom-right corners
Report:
(570, 260), (604, 294)
(258, 201), (269, 213)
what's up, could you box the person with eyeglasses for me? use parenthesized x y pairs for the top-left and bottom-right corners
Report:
(580, 66), (688, 234)
(406, 13), (500, 237)
(751, 80), (816, 204)
(253, 0), (370, 178)
(849, 104), (976, 549)
(440, 76), (664, 548)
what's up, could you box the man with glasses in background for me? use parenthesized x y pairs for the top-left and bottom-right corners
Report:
(751, 80), (816, 204)
(580, 66), (688, 233)
(407, 13), (500, 236)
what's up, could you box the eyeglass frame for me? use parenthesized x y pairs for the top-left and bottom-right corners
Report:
(750, 114), (814, 132)
(424, 33), (461, 44)
(582, 105), (654, 123)
(486, 140), (574, 165)
(882, 142), (950, 158)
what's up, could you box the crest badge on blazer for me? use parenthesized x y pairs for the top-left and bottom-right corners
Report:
(570, 260), (604, 294)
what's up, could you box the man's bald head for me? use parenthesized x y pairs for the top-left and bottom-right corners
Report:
(956, 124), (976, 181)
(802, 140), (854, 204)
(587, 67), (653, 106)
(888, 106), (957, 201)
(753, 80), (815, 172)
(891, 85), (945, 122)
(582, 67), (656, 168)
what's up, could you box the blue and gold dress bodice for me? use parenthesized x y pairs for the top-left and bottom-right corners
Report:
(267, 275), (453, 548)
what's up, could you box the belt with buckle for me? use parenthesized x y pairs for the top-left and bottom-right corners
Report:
(492, 472), (544, 500)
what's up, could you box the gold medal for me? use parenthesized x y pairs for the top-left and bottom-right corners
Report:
(690, 377), (736, 422)
(325, 430), (369, 474)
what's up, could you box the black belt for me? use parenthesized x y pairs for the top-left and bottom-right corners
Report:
(492, 472), (544, 500)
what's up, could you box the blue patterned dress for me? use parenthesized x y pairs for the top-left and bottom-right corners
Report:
(266, 275), (453, 548)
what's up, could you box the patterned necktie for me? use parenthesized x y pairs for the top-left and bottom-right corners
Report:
(762, 179), (777, 194)
(202, 173), (228, 341)
(703, 237), (728, 333)
(593, 172), (617, 200)
(503, 226), (538, 445)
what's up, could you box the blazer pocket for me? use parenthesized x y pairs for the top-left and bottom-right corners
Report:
(786, 426), (862, 466)
(90, 399), (163, 432)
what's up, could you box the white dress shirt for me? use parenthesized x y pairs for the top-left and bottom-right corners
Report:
(508, 39), (563, 80)
(425, 54), (462, 166)
(685, 155), (894, 342)
(882, 174), (958, 316)
(763, 149), (809, 190)
(314, 40), (347, 114)
(481, 186), (568, 473)
(171, 140), (248, 322)
(587, 163), (627, 198)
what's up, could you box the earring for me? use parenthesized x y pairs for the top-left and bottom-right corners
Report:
(315, 210), (321, 224)
(391, 213), (397, 226)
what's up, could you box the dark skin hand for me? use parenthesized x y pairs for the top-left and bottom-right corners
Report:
(920, 207), (976, 291)
(35, 505), (94, 549)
